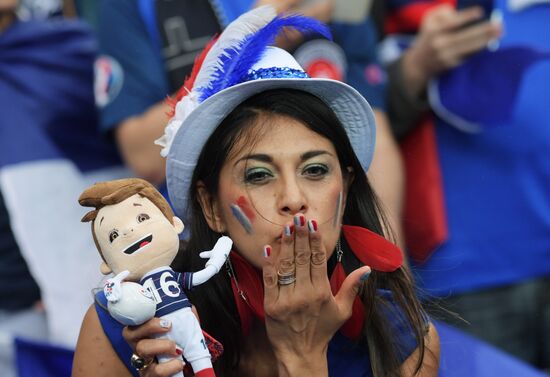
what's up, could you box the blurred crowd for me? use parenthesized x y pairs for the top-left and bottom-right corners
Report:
(1, 0), (549, 376)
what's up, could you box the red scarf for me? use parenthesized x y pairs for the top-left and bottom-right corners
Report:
(229, 225), (403, 340)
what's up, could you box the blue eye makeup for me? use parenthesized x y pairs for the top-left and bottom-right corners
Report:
(302, 163), (329, 178)
(244, 167), (273, 184)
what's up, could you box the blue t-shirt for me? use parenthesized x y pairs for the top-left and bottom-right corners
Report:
(412, 1), (550, 296)
(97, 0), (172, 133)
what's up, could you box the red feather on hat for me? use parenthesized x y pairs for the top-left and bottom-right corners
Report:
(166, 37), (219, 118)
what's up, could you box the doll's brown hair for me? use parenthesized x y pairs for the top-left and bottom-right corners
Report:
(78, 178), (174, 257)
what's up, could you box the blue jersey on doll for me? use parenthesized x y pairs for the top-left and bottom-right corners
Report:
(140, 267), (193, 317)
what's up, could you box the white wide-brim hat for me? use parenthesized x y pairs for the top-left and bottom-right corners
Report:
(165, 46), (376, 221)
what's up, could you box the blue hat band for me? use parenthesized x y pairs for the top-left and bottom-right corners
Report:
(244, 67), (309, 82)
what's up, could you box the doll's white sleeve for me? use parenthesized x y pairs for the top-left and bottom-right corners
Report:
(191, 236), (232, 286)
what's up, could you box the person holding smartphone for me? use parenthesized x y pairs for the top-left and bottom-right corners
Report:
(386, 1), (550, 370)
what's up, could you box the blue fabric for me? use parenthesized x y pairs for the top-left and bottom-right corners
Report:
(412, 2), (550, 296)
(328, 290), (419, 376)
(0, 20), (121, 172)
(137, 0), (161, 51)
(15, 337), (73, 377)
(97, 0), (169, 133)
(433, 47), (550, 129)
(332, 20), (387, 110)
(436, 320), (547, 377)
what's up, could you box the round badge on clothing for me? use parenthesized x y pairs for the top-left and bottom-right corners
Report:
(363, 63), (386, 86)
(94, 55), (124, 108)
(293, 39), (347, 82)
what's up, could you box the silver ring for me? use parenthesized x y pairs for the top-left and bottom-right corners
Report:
(130, 353), (153, 371)
(277, 271), (296, 285)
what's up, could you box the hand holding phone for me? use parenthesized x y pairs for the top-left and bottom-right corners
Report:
(401, 4), (503, 97)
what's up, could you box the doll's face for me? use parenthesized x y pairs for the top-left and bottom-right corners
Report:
(94, 194), (184, 281)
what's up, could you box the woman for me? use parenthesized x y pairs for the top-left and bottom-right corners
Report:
(73, 6), (439, 377)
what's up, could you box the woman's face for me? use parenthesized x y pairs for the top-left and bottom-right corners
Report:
(199, 114), (351, 269)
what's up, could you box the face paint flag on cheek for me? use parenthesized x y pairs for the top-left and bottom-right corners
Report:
(333, 191), (343, 228)
(230, 203), (253, 234)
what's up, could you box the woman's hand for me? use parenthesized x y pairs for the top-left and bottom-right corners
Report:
(122, 318), (184, 376)
(262, 214), (370, 377)
(402, 4), (502, 97)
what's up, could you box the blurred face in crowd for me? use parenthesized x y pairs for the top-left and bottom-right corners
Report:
(0, 0), (18, 12)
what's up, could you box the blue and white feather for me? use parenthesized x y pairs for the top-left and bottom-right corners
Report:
(199, 12), (331, 101)
(156, 5), (331, 157)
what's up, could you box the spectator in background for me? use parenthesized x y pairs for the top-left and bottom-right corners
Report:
(0, 3), (49, 377)
(1, 0), (127, 363)
(96, 0), (224, 187)
(384, 1), (550, 369)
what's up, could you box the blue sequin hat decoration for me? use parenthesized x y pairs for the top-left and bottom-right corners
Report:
(158, 7), (376, 221)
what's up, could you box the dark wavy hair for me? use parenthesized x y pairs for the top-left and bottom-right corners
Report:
(172, 89), (428, 376)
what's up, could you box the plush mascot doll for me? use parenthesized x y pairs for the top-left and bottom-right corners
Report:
(79, 178), (231, 377)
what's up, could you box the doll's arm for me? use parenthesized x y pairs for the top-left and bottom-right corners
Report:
(103, 270), (130, 302)
(192, 236), (232, 287)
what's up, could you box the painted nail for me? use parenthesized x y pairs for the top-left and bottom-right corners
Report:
(176, 347), (183, 355)
(160, 319), (172, 328)
(294, 214), (305, 227)
(360, 271), (371, 282)
(284, 225), (292, 236)
(308, 219), (318, 233)
(263, 245), (271, 258)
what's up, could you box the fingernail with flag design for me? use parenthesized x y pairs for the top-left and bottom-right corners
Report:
(263, 245), (271, 258)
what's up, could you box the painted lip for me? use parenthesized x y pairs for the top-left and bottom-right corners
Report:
(123, 234), (153, 255)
